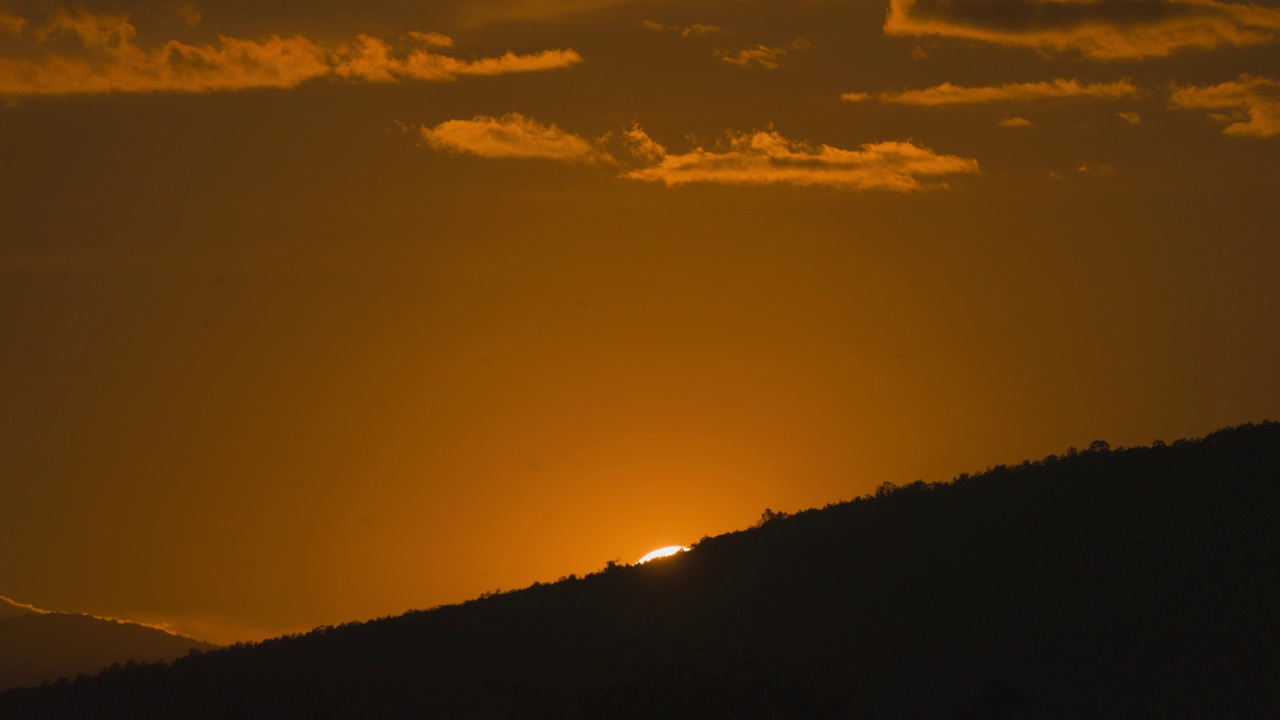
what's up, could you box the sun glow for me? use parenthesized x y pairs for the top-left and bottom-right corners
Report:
(637, 545), (690, 564)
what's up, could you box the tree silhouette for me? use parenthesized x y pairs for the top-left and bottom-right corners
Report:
(2, 422), (1277, 719)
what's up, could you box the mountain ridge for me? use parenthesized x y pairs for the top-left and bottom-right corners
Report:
(0, 603), (217, 692)
(2, 421), (1277, 718)
(0, 597), (40, 620)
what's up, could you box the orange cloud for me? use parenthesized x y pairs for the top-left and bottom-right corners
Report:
(0, 11), (26, 37)
(407, 31), (455, 48)
(332, 35), (581, 83)
(36, 8), (141, 48)
(717, 39), (811, 69)
(1077, 162), (1116, 176)
(599, 123), (669, 166)
(1170, 74), (1280, 137)
(885, 0), (1280, 59)
(641, 20), (728, 37)
(999, 116), (1033, 127)
(0, 595), (188, 637)
(0, 9), (581, 96)
(419, 113), (606, 162)
(1118, 111), (1143, 125)
(418, 116), (979, 191)
(169, 2), (203, 28)
(0, 595), (49, 616)
(459, 0), (633, 26)
(866, 79), (1139, 106)
(625, 130), (979, 191)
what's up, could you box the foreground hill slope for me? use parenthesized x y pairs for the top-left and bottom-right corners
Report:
(3, 423), (1277, 719)
(0, 603), (216, 691)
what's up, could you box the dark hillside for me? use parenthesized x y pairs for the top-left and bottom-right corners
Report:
(3, 422), (1277, 719)
(0, 613), (216, 692)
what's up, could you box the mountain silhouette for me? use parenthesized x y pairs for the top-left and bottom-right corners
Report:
(1, 422), (1277, 718)
(0, 600), (216, 692)
(0, 597), (38, 620)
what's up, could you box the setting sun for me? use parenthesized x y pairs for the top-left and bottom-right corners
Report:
(1, 0), (1276, 656)
(637, 546), (691, 564)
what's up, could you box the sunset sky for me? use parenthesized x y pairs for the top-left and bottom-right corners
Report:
(3, 0), (1278, 645)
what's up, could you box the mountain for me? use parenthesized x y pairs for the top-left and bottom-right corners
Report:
(0, 601), (216, 692)
(2, 422), (1277, 719)
(0, 597), (38, 620)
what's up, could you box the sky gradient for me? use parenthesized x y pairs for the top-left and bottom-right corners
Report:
(3, 0), (1278, 644)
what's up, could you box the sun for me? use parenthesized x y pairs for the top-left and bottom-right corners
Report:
(637, 545), (690, 564)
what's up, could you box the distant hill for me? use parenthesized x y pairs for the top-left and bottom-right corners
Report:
(2, 422), (1277, 719)
(0, 602), (216, 691)
(0, 597), (38, 620)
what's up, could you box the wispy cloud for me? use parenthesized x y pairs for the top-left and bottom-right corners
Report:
(168, 2), (203, 28)
(0, 9), (581, 96)
(885, 0), (1280, 59)
(419, 113), (606, 162)
(417, 116), (980, 191)
(331, 35), (581, 83)
(999, 116), (1033, 127)
(0, 595), (50, 616)
(850, 79), (1139, 106)
(641, 20), (728, 37)
(601, 124), (669, 166)
(717, 39), (811, 69)
(0, 10), (28, 37)
(1077, 162), (1116, 176)
(459, 0), (634, 26)
(1170, 74), (1280, 137)
(1118, 111), (1143, 125)
(0, 595), (191, 637)
(624, 130), (979, 191)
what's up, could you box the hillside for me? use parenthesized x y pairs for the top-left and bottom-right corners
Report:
(2, 422), (1277, 719)
(0, 597), (38, 620)
(0, 607), (216, 692)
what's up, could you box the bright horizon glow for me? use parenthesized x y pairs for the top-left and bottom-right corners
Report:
(637, 546), (690, 564)
(2, 0), (1277, 647)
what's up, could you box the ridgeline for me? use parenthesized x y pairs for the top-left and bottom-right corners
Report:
(3, 423), (1277, 719)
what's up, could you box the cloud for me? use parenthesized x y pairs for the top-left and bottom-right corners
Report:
(419, 113), (606, 161)
(407, 31), (455, 48)
(717, 39), (811, 69)
(0, 10), (28, 37)
(625, 130), (980, 191)
(34, 8), (138, 49)
(0, 595), (49, 617)
(1118, 111), (1143, 124)
(885, 0), (1280, 59)
(999, 116), (1033, 127)
(458, 0), (632, 26)
(864, 78), (1139, 106)
(170, 3), (203, 28)
(1, 31), (330, 95)
(1170, 74), (1280, 137)
(0, 595), (186, 636)
(0, 9), (581, 96)
(641, 20), (728, 37)
(600, 123), (669, 166)
(331, 35), (581, 83)
(417, 115), (979, 191)
(1077, 162), (1115, 176)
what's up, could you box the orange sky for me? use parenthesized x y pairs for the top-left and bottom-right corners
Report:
(2, 0), (1278, 645)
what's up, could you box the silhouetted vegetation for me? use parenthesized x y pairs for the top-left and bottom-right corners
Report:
(3, 422), (1277, 718)
(0, 612), (215, 692)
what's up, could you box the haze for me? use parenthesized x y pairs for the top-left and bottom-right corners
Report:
(2, 0), (1277, 645)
